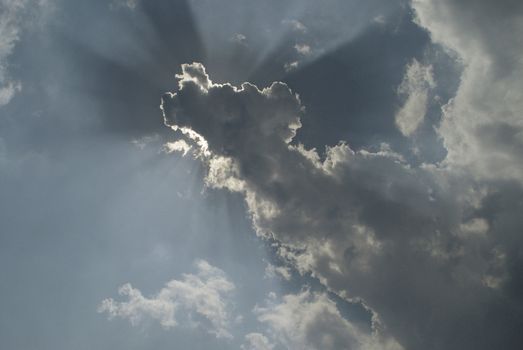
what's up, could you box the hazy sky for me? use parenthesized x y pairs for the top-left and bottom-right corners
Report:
(1, 0), (523, 349)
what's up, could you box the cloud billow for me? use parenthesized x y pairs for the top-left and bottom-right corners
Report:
(412, 0), (523, 183)
(98, 260), (236, 339)
(160, 56), (523, 349)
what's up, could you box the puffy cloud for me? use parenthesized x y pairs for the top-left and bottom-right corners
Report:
(264, 263), (292, 281)
(231, 33), (248, 45)
(0, 80), (20, 106)
(372, 15), (386, 25)
(395, 59), (435, 136)
(161, 62), (523, 349)
(283, 61), (299, 72)
(0, 0), (25, 107)
(161, 62), (303, 162)
(110, 0), (138, 10)
(294, 44), (312, 56)
(163, 139), (192, 156)
(412, 0), (523, 183)
(282, 19), (307, 33)
(241, 333), (274, 350)
(0, 0), (50, 107)
(98, 260), (236, 339)
(254, 290), (403, 350)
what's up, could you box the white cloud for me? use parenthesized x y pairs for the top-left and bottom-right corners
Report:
(294, 43), (312, 56)
(130, 134), (161, 150)
(412, 0), (523, 182)
(110, 0), (138, 10)
(241, 333), (274, 350)
(372, 15), (386, 25)
(254, 290), (403, 350)
(231, 33), (247, 45)
(264, 263), (292, 281)
(0, 80), (20, 106)
(0, 0), (51, 107)
(395, 59), (435, 136)
(284, 61), (299, 72)
(0, 0), (25, 107)
(163, 139), (192, 156)
(98, 260), (236, 339)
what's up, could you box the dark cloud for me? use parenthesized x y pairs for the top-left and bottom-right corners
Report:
(161, 60), (523, 349)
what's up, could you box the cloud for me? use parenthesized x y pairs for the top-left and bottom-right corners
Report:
(0, 0), (25, 107)
(294, 43), (312, 56)
(264, 263), (292, 281)
(161, 62), (302, 157)
(241, 333), (274, 350)
(394, 59), (435, 136)
(372, 15), (386, 25)
(231, 33), (247, 45)
(163, 139), (193, 156)
(110, 0), (138, 10)
(412, 0), (523, 183)
(0, 0), (51, 107)
(283, 61), (299, 72)
(0, 80), (20, 106)
(161, 61), (523, 349)
(98, 260), (236, 339)
(282, 19), (307, 33)
(254, 290), (403, 350)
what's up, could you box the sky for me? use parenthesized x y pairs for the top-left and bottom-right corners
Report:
(1, 0), (522, 349)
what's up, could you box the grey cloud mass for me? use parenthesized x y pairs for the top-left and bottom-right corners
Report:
(254, 290), (402, 350)
(0, 0), (39, 106)
(161, 44), (523, 348)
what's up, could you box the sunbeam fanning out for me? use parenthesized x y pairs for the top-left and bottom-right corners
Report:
(186, 0), (405, 83)
(1, 0), (523, 349)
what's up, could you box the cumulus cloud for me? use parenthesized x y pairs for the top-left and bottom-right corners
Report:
(294, 43), (312, 56)
(241, 333), (274, 350)
(264, 263), (292, 281)
(412, 0), (523, 183)
(283, 61), (299, 72)
(372, 15), (386, 25)
(110, 0), (138, 10)
(98, 260), (236, 339)
(282, 19), (307, 33)
(0, 0), (25, 107)
(163, 139), (192, 156)
(394, 59), (435, 136)
(161, 60), (523, 349)
(0, 0), (50, 107)
(254, 290), (403, 350)
(231, 33), (247, 45)
(0, 80), (20, 106)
